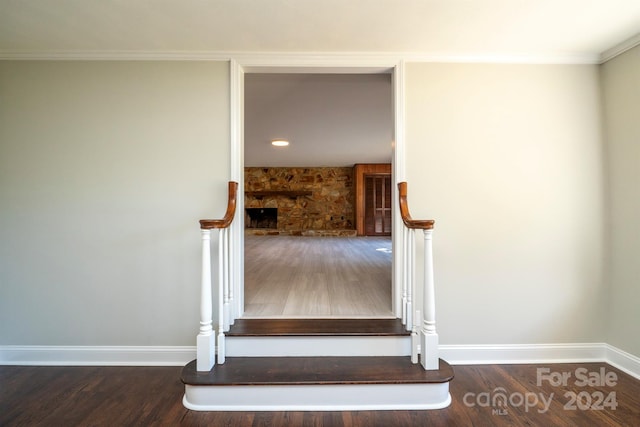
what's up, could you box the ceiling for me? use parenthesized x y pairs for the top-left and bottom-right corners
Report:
(1, 1), (639, 61)
(245, 73), (393, 167)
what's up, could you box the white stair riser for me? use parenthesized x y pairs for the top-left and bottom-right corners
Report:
(226, 336), (411, 357)
(184, 383), (450, 411)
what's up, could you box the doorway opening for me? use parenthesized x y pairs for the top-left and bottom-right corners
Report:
(242, 72), (393, 318)
(228, 59), (406, 323)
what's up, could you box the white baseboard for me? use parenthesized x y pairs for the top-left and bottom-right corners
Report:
(439, 342), (639, 380)
(0, 345), (195, 366)
(604, 344), (640, 380)
(440, 343), (607, 365)
(1, 343), (638, 379)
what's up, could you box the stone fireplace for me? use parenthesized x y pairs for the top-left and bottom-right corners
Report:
(245, 167), (357, 236)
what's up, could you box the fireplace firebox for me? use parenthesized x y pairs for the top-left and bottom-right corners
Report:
(246, 208), (277, 229)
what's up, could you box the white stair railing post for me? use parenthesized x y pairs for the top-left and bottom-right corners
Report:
(196, 229), (215, 371)
(407, 229), (416, 329)
(412, 309), (420, 364)
(421, 228), (439, 370)
(398, 181), (437, 369)
(227, 226), (235, 327)
(197, 181), (237, 371)
(407, 228), (414, 333)
(402, 222), (419, 363)
(217, 228), (226, 364)
(223, 226), (231, 331)
(402, 226), (408, 326)
(409, 227), (418, 364)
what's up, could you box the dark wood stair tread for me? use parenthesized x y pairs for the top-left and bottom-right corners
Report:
(226, 318), (410, 337)
(182, 356), (453, 386)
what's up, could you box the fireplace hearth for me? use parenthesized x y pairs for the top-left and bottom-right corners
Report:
(246, 208), (277, 229)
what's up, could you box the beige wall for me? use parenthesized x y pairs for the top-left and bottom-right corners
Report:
(405, 63), (606, 344)
(1, 59), (633, 356)
(0, 61), (230, 345)
(601, 45), (640, 356)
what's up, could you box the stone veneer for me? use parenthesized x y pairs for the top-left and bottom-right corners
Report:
(245, 167), (356, 235)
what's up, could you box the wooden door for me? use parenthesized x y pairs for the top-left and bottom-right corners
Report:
(364, 174), (392, 236)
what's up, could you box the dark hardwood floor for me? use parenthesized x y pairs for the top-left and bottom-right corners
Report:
(181, 357), (453, 386)
(1, 362), (638, 426)
(226, 318), (410, 336)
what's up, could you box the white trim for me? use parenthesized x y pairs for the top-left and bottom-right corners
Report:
(604, 343), (640, 380)
(0, 345), (195, 366)
(229, 59), (245, 321)
(3, 343), (638, 379)
(404, 52), (600, 65)
(184, 383), (451, 411)
(234, 53), (399, 72)
(226, 336), (411, 357)
(233, 57), (406, 320)
(0, 50), (602, 65)
(392, 60), (406, 317)
(440, 343), (607, 365)
(0, 50), (233, 61)
(600, 33), (640, 64)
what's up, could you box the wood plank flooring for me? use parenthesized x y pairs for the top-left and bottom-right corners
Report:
(2, 363), (639, 426)
(181, 357), (453, 386)
(244, 235), (393, 318)
(226, 318), (410, 336)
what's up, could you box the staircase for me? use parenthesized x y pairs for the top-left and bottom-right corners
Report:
(184, 181), (453, 411)
(181, 318), (453, 411)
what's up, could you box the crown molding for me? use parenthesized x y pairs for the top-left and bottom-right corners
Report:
(0, 50), (602, 65)
(403, 52), (600, 65)
(600, 33), (640, 64)
(0, 50), (234, 61)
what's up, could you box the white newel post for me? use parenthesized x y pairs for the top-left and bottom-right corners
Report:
(421, 228), (439, 370)
(197, 229), (215, 371)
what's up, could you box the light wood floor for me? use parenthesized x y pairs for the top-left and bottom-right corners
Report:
(243, 235), (393, 318)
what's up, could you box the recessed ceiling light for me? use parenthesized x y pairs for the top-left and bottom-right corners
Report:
(271, 139), (289, 147)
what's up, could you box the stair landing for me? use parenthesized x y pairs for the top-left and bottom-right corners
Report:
(182, 356), (453, 386)
(182, 318), (453, 411)
(227, 318), (410, 336)
(181, 356), (453, 411)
